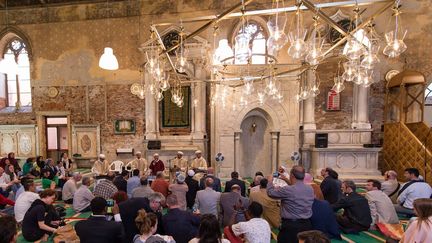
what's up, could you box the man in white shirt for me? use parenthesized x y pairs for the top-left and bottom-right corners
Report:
(14, 179), (40, 223)
(73, 176), (95, 212)
(231, 201), (271, 243)
(63, 173), (82, 204)
(381, 170), (400, 203)
(395, 168), (432, 216)
(365, 180), (399, 227)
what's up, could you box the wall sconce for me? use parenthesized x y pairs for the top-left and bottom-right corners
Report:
(251, 122), (257, 133)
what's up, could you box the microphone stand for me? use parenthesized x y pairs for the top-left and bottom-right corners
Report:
(423, 127), (432, 182)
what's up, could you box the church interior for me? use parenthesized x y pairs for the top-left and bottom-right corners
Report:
(0, 0), (432, 242)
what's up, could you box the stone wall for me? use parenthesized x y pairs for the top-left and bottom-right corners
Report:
(0, 0), (429, 163)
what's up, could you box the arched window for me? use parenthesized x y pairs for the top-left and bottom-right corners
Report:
(3, 38), (31, 107)
(426, 82), (432, 106)
(233, 20), (268, 65)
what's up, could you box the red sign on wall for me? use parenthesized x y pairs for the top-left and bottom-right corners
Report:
(327, 90), (341, 111)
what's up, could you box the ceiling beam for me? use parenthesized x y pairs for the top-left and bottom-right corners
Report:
(153, 0), (392, 26)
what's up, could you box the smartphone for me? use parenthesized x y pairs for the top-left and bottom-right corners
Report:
(273, 171), (279, 177)
(106, 199), (114, 214)
(106, 199), (114, 207)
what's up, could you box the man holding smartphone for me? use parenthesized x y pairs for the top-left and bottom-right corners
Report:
(267, 165), (314, 243)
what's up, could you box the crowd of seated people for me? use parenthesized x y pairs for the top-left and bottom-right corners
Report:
(2, 151), (432, 243)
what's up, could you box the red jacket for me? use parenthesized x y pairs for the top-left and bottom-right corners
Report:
(0, 194), (14, 206)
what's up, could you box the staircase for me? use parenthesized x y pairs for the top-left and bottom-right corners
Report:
(383, 122), (432, 184)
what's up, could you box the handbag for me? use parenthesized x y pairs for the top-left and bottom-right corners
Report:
(53, 224), (79, 243)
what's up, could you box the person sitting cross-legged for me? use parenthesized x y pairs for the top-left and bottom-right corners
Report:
(127, 169), (141, 198)
(194, 177), (221, 218)
(62, 173), (82, 204)
(151, 171), (170, 198)
(365, 179), (399, 228)
(73, 176), (95, 212)
(168, 173), (189, 211)
(132, 177), (154, 199)
(227, 202), (271, 243)
(185, 170), (199, 210)
(118, 192), (165, 243)
(395, 168), (432, 217)
(14, 179), (40, 223)
(113, 170), (129, 193)
(382, 170), (400, 203)
(249, 178), (281, 228)
(94, 173), (118, 200)
(21, 189), (62, 242)
(332, 180), (372, 234)
(199, 167), (222, 192)
(220, 184), (249, 227)
(225, 171), (246, 197)
(162, 194), (200, 243)
(75, 197), (124, 243)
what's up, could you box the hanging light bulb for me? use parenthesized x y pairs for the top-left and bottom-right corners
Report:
(310, 84), (320, 97)
(361, 50), (380, 69)
(155, 91), (164, 102)
(299, 87), (309, 100)
(267, 0), (288, 53)
(288, 2), (308, 59)
(332, 77), (345, 93)
(343, 30), (368, 60)
(343, 8), (369, 61)
(276, 93), (284, 103)
(305, 16), (324, 65)
(235, 32), (252, 64)
(243, 77), (254, 95)
(362, 72), (374, 87)
(353, 68), (368, 85)
(160, 79), (170, 92)
(257, 91), (266, 105)
(342, 61), (358, 82)
(175, 29), (189, 73)
(294, 93), (302, 103)
(383, 2), (407, 58)
(99, 47), (119, 70)
(239, 95), (248, 107)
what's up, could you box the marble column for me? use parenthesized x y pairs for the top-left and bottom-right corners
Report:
(192, 59), (207, 139)
(352, 84), (371, 129)
(145, 72), (158, 140)
(234, 131), (241, 172)
(270, 132), (279, 173)
(303, 70), (316, 130)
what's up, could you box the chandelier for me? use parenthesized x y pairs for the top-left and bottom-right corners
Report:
(383, 0), (407, 58)
(138, 0), (404, 111)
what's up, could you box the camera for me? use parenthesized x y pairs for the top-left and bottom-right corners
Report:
(273, 172), (280, 177)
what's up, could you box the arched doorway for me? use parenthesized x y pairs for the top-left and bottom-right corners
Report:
(239, 109), (273, 178)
